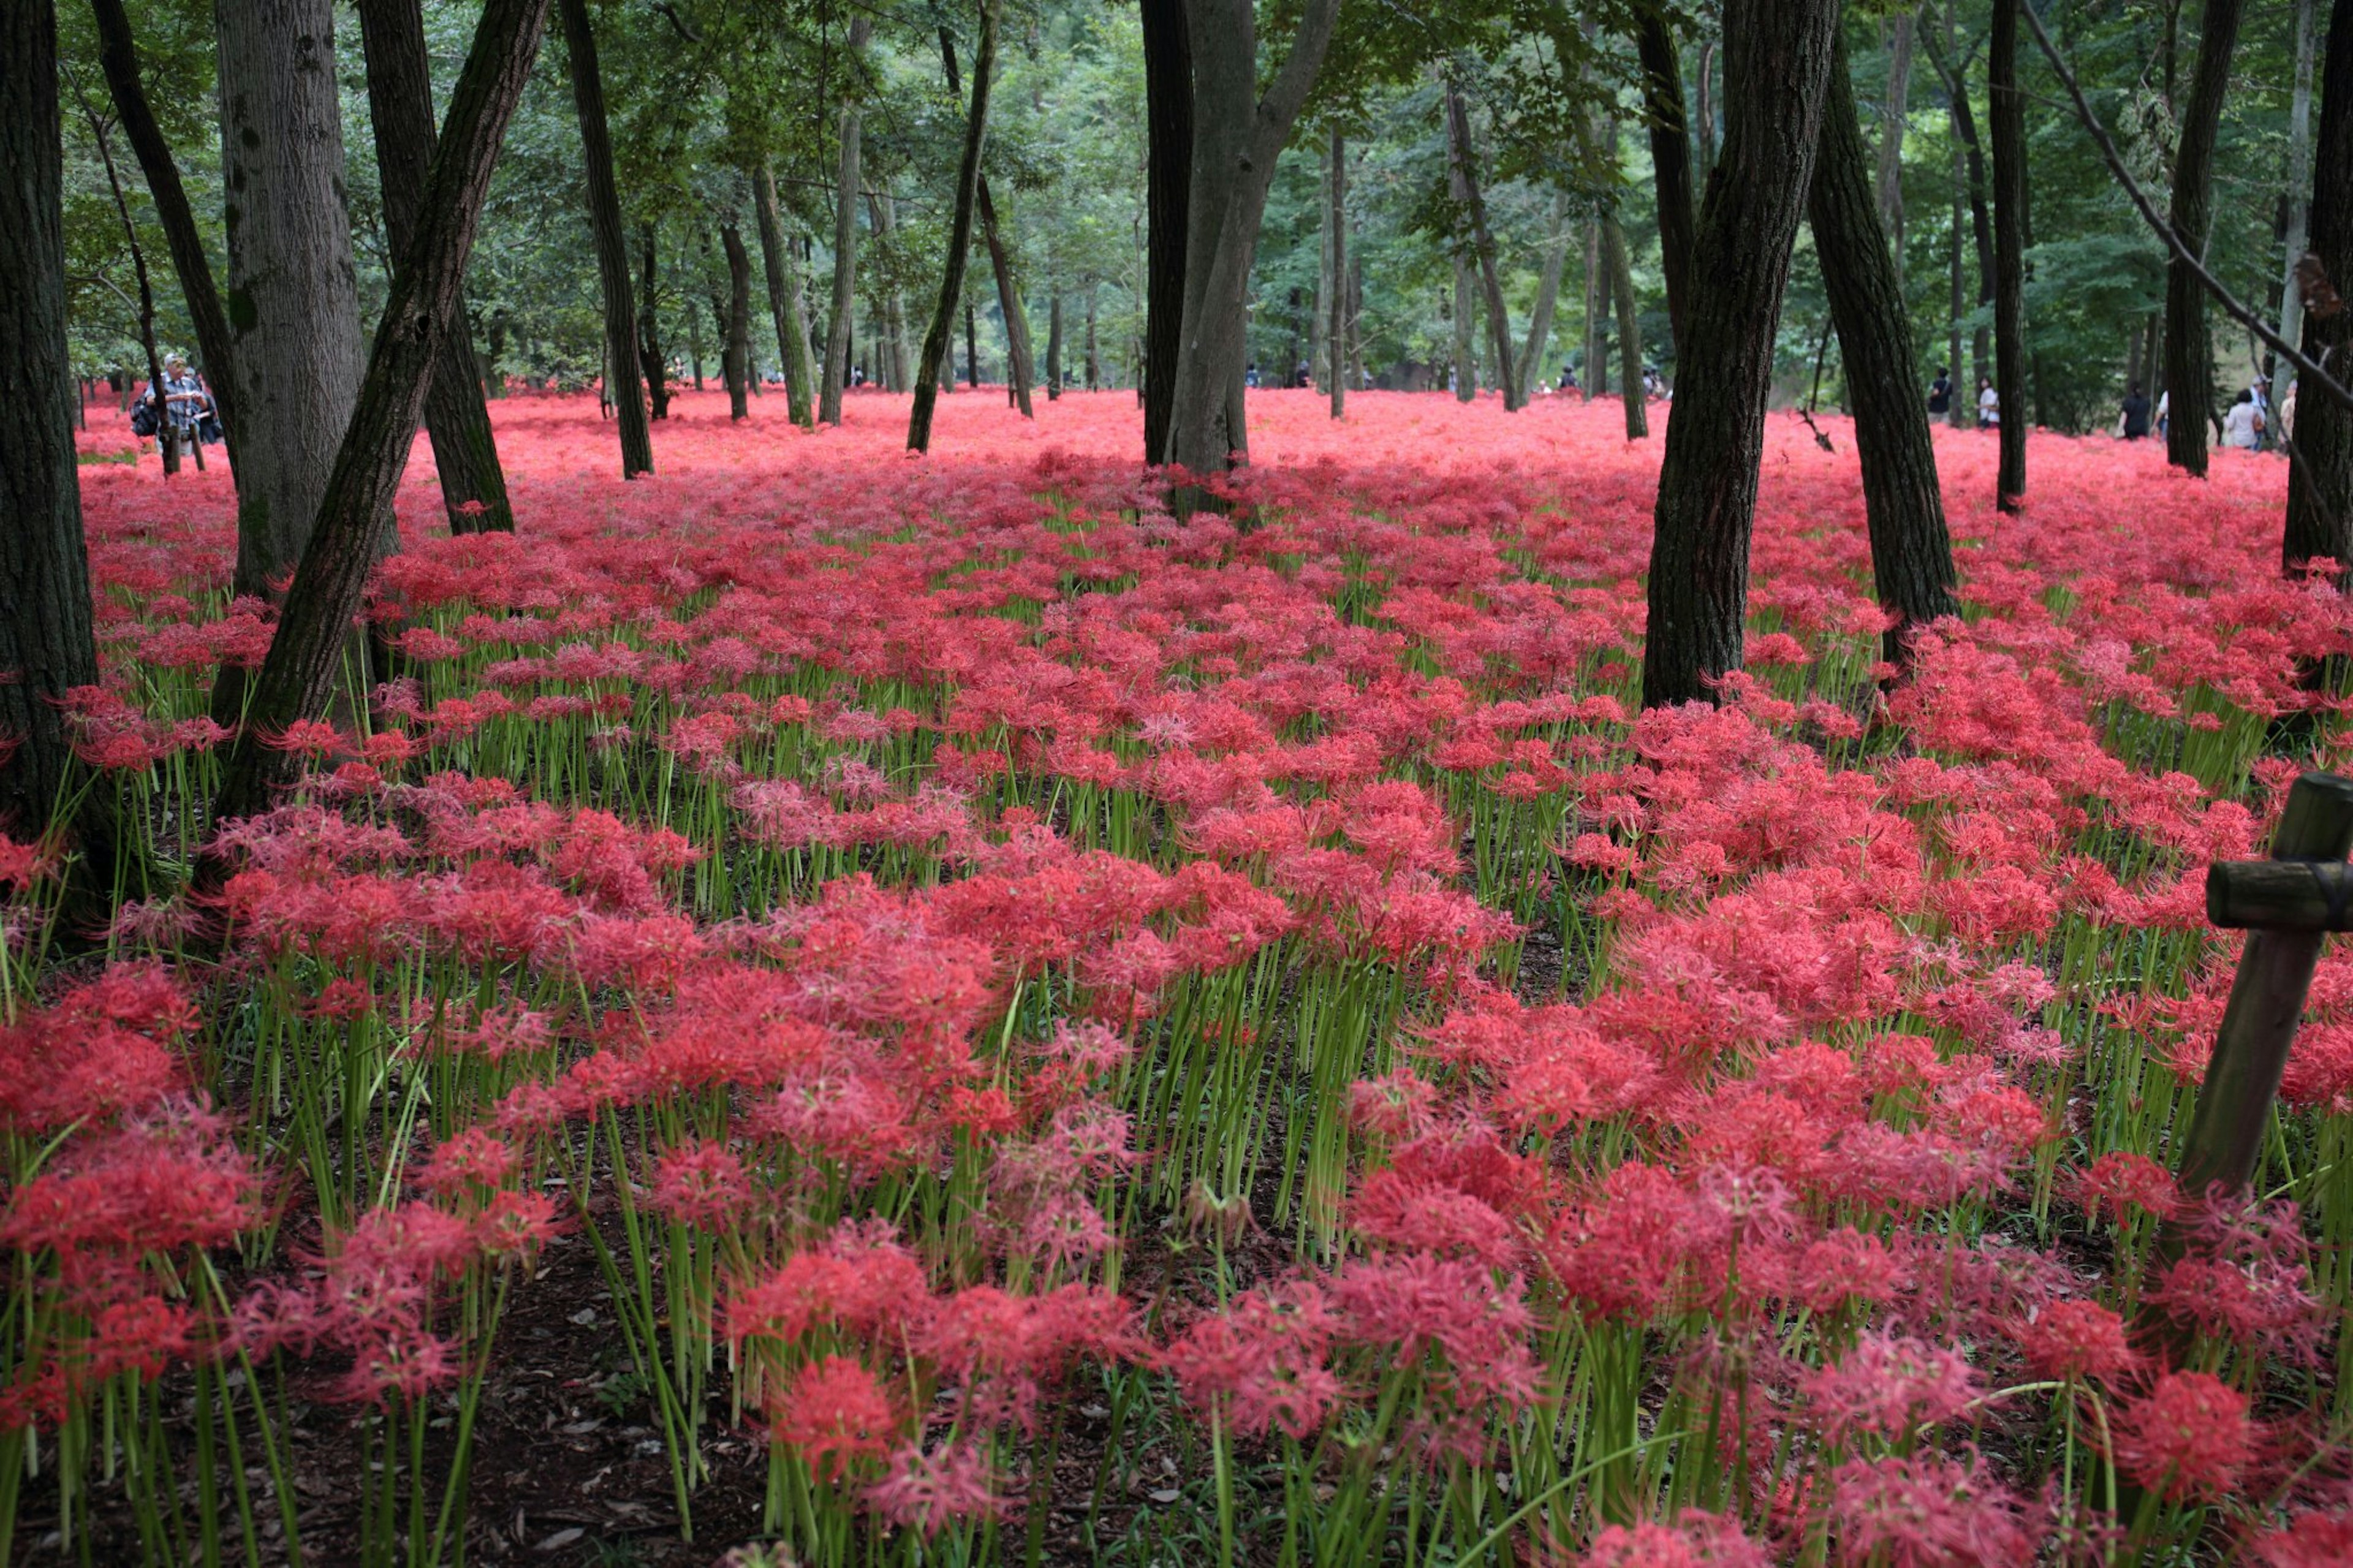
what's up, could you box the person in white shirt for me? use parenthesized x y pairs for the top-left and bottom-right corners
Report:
(1976, 378), (1999, 429)
(2221, 389), (2265, 450)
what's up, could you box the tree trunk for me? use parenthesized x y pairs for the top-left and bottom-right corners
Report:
(1580, 221), (1602, 396)
(2284, 0), (2352, 578)
(1876, 12), (1914, 256)
(1923, 18), (1995, 401)
(1946, 36), (1969, 430)
(1330, 125), (1347, 418)
(558, 0), (651, 475)
(820, 17), (873, 425)
(1635, 5), (1696, 355)
(91, 0), (242, 480)
(909, 0), (996, 453)
(1517, 193), (1569, 393)
(688, 292), (703, 388)
(1642, 0), (1840, 710)
(1086, 284), (1100, 388)
(638, 225), (671, 419)
(1695, 37), (1718, 177)
(866, 189), (911, 391)
(721, 219), (752, 420)
(216, 0), (366, 598)
(2274, 0), (2318, 414)
(1605, 213), (1646, 439)
(1141, 0), (1192, 461)
(1452, 255), (1476, 400)
(1990, 0), (2031, 509)
(978, 179), (1035, 415)
(966, 300), (980, 386)
(211, 0), (549, 829)
(1444, 81), (1519, 409)
(2164, 0), (2248, 477)
(1, 0), (110, 866)
(358, 0), (513, 532)
(1047, 292), (1064, 397)
(752, 162), (818, 427)
(1161, 0), (1342, 474)
(78, 86), (176, 477)
(1812, 32), (1959, 667)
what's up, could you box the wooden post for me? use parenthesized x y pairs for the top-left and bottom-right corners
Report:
(2181, 771), (2353, 1200)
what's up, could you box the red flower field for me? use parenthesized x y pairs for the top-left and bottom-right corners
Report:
(10, 387), (2353, 1565)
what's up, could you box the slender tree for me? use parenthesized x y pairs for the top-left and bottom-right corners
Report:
(1876, 11), (1914, 254)
(1046, 294), (1064, 397)
(721, 218), (753, 420)
(558, 0), (651, 475)
(821, 17), (873, 424)
(1329, 124), (1347, 418)
(2164, 0), (2249, 476)
(2274, 0), (2319, 415)
(1444, 80), (1519, 409)
(2284, 0), (2352, 579)
(909, 0), (997, 453)
(1642, 0), (1841, 710)
(1922, 23), (1995, 403)
(1634, 4), (1696, 352)
(1989, 0), (2029, 509)
(211, 0), (550, 828)
(640, 227), (672, 419)
(977, 181), (1036, 415)
(1517, 192), (1569, 393)
(1452, 256), (1476, 401)
(1811, 31), (1960, 665)
(1604, 212), (1645, 437)
(752, 162), (818, 427)
(358, 0), (515, 532)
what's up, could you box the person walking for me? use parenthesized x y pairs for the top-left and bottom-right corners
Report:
(1927, 365), (1953, 416)
(2119, 383), (2151, 441)
(2221, 388), (2265, 450)
(1976, 377), (1999, 430)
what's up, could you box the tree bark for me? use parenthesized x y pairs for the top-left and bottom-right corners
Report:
(91, 0), (241, 479)
(1452, 254), (1476, 401)
(1329, 124), (1347, 417)
(752, 162), (818, 427)
(1635, 5), (1696, 355)
(978, 178), (1035, 415)
(211, 0), (549, 828)
(1047, 292), (1064, 397)
(1876, 12), (1914, 256)
(820, 17), (873, 425)
(721, 218), (752, 419)
(2274, 0), (2318, 415)
(358, 0), (514, 532)
(2164, 0), (2248, 477)
(966, 300), (979, 386)
(909, 0), (996, 453)
(2284, 0), (2352, 578)
(1812, 32), (1959, 667)
(1605, 213), (1646, 438)
(1, 0), (109, 863)
(1641, 0), (1841, 710)
(1140, 0), (1192, 461)
(1695, 37), (1718, 176)
(216, 0), (366, 598)
(558, 0), (651, 475)
(1990, 0), (2031, 509)
(1581, 219), (1602, 396)
(1160, 0), (1342, 473)
(638, 225), (672, 419)
(1445, 81), (1519, 409)
(1085, 283), (1100, 388)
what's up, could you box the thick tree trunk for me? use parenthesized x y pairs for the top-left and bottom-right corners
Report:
(558, 0), (651, 475)
(966, 301), (979, 386)
(820, 17), (873, 425)
(1812, 34), (1959, 666)
(1047, 292), (1064, 397)
(211, 0), (548, 828)
(91, 0), (241, 479)
(2274, 0), (2318, 415)
(1452, 256), (1476, 401)
(1990, 0), (2030, 509)
(978, 180), (1036, 415)
(721, 219), (752, 419)
(909, 0), (996, 453)
(2164, 0), (2247, 477)
(216, 0), (366, 598)
(1329, 126), (1347, 418)
(1445, 81), (1520, 409)
(1605, 213), (1646, 438)
(639, 225), (671, 419)
(358, 0), (514, 532)
(1876, 12), (1914, 255)
(2284, 0), (2352, 578)
(1, 0), (109, 863)
(752, 162), (818, 427)
(1140, 0), (1192, 461)
(1161, 0), (1342, 474)
(1517, 193), (1569, 393)
(1642, 0), (1840, 710)
(1635, 5), (1696, 354)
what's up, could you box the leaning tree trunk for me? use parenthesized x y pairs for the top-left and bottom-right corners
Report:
(78, 89), (176, 476)
(211, 0), (549, 830)
(1642, 0), (1841, 710)
(2164, 0), (2248, 477)
(1989, 0), (2031, 510)
(91, 0), (241, 479)
(1517, 192), (1569, 393)
(721, 219), (753, 420)
(2284, 0), (2353, 580)
(1634, 4), (1696, 354)
(978, 178), (1036, 415)
(1161, 0), (1342, 474)
(2274, 0), (2318, 415)
(752, 162), (818, 427)
(1330, 125), (1347, 418)
(1923, 19), (1996, 403)
(1140, 0), (1192, 461)
(1452, 256), (1476, 401)
(1604, 213), (1646, 438)
(358, 0), (514, 532)
(909, 0), (997, 453)
(1, 0), (111, 874)
(820, 17), (873, 425)
(639, 225), (671, 419)
(558, 0), (651, 475)
(1812, 32), (1959, 667)
(1445, 81), (1519, 409)
(216, 0), (366, 600)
